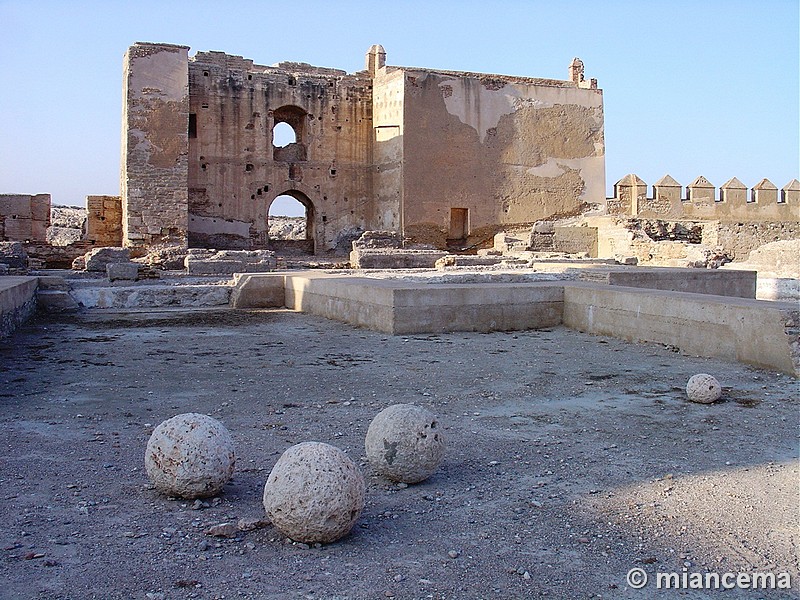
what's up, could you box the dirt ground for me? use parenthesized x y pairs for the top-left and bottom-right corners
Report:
(0, 307), (797, 599)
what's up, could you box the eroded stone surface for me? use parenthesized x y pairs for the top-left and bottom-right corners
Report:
(185, 249), (276, 274)
(107, 262), (139, 281)
(365, 404), (445, 483)
(145, 413), (235, 499)
(686, 374), (722, 404)
(82, 247), (131, 272)
(0, 242), (28, 271)
(262, 442), (365, 544)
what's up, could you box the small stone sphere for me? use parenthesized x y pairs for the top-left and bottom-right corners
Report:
(365, 404), (445, 484)
(686, 373), (722, 404)
(263, 442), (365, 544)
(145, 413), (235, 499)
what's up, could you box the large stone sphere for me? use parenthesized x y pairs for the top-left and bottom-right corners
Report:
(365, 404), (445, 484)
(263, 442), (365, 544)
(145, 413), (235, 499)
(686, 373), (722, 404)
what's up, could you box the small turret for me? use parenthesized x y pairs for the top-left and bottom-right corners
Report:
(366, 44), (386, 76)
(569, 57), (584, 84)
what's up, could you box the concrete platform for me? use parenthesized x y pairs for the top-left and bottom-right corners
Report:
(284, 273), (563, 334)
(0, 276), (38, 337)
(231, 270), (800, 376)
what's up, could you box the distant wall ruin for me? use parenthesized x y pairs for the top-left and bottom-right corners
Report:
(0, 194), (51, 242)
(121, 43), (605, 253)
(86, 195), (123, 246)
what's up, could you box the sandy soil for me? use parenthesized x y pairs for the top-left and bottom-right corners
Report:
(0, 307), (797, 599)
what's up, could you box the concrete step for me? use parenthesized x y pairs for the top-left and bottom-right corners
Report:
(69, 283), (232, 309)
(37, 275), (70, 291)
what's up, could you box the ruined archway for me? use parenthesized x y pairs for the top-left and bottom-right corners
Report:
(267, 189), (315, 254)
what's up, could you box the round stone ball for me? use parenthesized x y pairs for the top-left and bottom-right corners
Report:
(145, 413), (235, 499)
(686, 373), (722, 404)
(365, 404), (445, 484)
(263, 442), (365, 544)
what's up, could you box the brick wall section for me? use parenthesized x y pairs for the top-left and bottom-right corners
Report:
(0, 194), (51, 242)
(121, 43), (189, 249)
(86, 195), (123, 246)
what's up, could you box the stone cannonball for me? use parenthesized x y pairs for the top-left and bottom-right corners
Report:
(686, 373), (722, 404)
(263, 442), (365, 544)
(145, 413), (235, 499)
(365, 404), (445, 484)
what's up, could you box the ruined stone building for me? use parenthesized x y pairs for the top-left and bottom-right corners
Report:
(119, 43), (605, 254)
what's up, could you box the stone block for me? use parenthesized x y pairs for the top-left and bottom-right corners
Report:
(84, 247), (131, 272)
(185, 249), (277, 275)
(350, 249), (448, 269)
(107, 262), (139, 281)
(0, 242), (28, 270)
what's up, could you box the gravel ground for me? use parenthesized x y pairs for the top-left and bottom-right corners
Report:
(0, 307), (797, 599)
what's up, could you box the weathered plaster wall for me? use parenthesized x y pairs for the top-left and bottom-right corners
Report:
(186, 52), (373, 252)
(121, 43), (189, 249)
(86, 195), (122, 246)
(371, 67), (405, 232)
(401, 70), (604, 247)
(0, 194), (50, 242)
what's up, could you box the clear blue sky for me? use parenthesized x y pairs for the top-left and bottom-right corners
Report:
(0, 0), (797, 209)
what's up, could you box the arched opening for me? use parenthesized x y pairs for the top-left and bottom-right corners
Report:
(272, 105), (307, 162)
(267, 190), (315, 254)
(272, 122), (296, 148)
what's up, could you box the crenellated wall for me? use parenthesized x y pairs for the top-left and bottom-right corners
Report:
(609, 174), (799, 222)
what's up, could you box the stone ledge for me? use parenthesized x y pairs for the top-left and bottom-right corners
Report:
(0, 276), (38, 337)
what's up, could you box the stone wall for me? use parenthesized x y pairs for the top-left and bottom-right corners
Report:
(0, 194), (51, 242)
(121, 43), (189, 249)
(86, 195), (122, 246)
(121, 43), (607, 254)
(400, 67), (605, 248)
(609, 174), (799, 222)
(186, 50), (373, 252)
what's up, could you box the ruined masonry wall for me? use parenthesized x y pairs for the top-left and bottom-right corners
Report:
(86, 195), (123, 246)
(0, 194), (51, 242)
(121, 43), (189, 249)
(187, 51), (373, 252)
(120, 43), (608, 253)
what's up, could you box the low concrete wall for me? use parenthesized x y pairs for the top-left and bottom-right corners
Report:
(282, 274), (563, 335)
(0, 276), (38, 336)
(285, 274), (398, 333)
(70, 284), (231, 309)
(230, 273), (287, 308)
(563, 283), (799, 376)
(392, 283), (562, 334)
(605, 268), (757, 298)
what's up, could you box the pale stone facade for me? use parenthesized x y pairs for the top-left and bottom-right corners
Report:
(121, 43), (605, 253)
